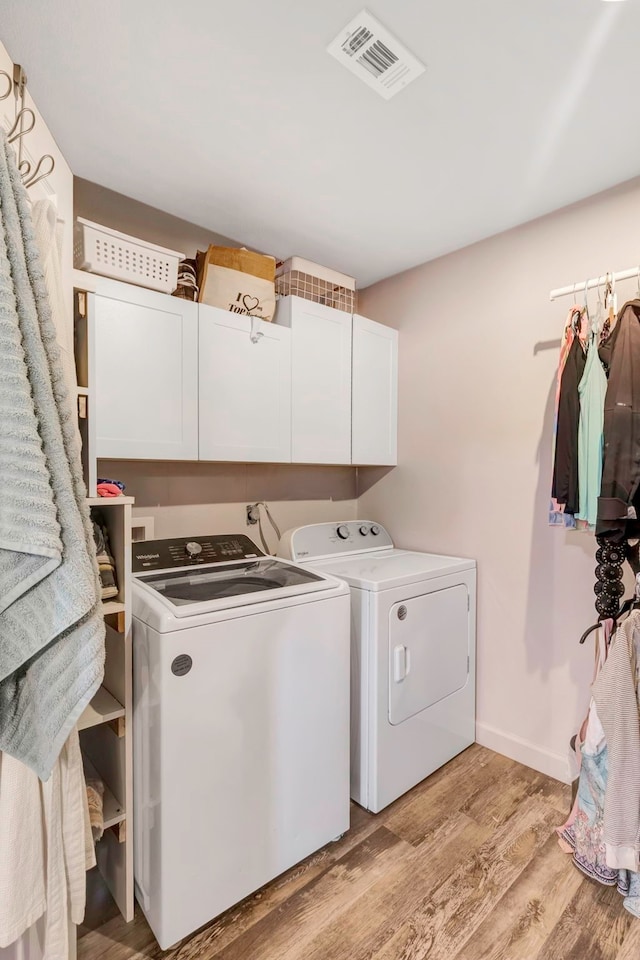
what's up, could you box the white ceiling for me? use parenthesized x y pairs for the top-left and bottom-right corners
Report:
(3, 0), (640, 286)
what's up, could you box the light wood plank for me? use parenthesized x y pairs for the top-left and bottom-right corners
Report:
(102, 601), (126, 616)
(537, 881), (632, 960)
(209, 827), (413, 960)
(78, 910), (156, 960)
(452, 835), (583, 960)
(460, 762), (570, 828)
(87, 496), (135, 506)
(79, 805), (380, 960)
(286, 812), (492, 960)
(381, 745), (515, 845)
(370, 798), (558, 960)
(615, 915), (640, 960)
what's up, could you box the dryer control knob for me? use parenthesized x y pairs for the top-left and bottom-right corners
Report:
(370, 525), (380, 535)
(359, 525), (369, 536)
(185, 541), (203, 556)
(336, 525), (350, 540)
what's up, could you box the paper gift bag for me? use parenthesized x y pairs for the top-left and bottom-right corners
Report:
(198, 246), (276, 322)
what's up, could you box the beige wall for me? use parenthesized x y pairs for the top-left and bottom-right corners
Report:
(358, 175), (640, 782)
(75, 176), (238, 260)
(100, 459), (358, 552)
(130, 500), (358, 555)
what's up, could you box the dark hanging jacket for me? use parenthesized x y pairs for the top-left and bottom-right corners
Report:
(552, 333), (586, 515)
(597, 299), (640, 541)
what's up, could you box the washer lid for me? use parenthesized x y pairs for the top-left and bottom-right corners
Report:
(308, 550), (475, 591)
(135, 557), (334, 618)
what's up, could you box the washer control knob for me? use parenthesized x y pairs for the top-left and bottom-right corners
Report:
(370, 525), (380, 536)
(336, 525), (350, 540)
(185, 541), (203, 557)
(359, 525), (369, 536)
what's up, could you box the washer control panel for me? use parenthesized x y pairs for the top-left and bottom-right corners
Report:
(133, 535), (264, 572)
(281, 521), (393, 561)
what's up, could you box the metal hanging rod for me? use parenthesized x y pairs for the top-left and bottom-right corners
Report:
(550, 267), (640, 302)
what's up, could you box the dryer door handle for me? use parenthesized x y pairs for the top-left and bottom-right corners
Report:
(393, 644), (411, 682)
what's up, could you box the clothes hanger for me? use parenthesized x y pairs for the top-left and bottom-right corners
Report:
(20, 153), (55, 190)
(579, 621), (601, 645)
(7, 107), (35, 145)
(610, 575), (640, 622)
(0, 70), (11, 101)
(580, 573), (640, 643)
(595, 275), (609, 339)
(6, 102), (55, 189)
(607, 272), (617, 319)
(570, 282), (584, 335)
(583, 278), (598, 336)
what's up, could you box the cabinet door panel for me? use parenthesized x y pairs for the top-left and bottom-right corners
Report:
(92, 286), (198, 460)
(199, 306), (291, 462)
(280, 298), (352, 464)
(352, 315), (398, 465)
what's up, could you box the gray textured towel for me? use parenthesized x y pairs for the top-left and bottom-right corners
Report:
(0, 196), (62, 612)
(0, 131), (105, 779)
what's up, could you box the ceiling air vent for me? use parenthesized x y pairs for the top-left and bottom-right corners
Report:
(327, 9), (425, 101)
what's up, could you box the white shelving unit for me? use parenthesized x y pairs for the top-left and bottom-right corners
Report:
(78, 686), (126, 732)
(83, 756), (126, 832)
(75, 285), (135, 923)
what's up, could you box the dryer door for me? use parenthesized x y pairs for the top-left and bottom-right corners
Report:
(388, 584), (469, 725)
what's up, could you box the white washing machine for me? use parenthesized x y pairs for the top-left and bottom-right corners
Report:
(279, 521), (476, 813)
(132, 533), (350, 948)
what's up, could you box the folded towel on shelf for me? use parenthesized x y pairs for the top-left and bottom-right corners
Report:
(91, 516), (119, 600)
(96, 482), (123, 498)
(97, 477), (125, 491)
(85, 778), (105, 842)
(0, 130), (105, 779)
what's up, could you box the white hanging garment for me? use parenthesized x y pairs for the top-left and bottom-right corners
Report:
(31, 198), (76, 396)
(0, 730), (94, 958)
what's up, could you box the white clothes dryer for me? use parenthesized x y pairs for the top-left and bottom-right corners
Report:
(132, 533), (350, 948)
(279, 522), (476, 814)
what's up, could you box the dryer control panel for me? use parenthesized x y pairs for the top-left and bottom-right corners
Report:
(279, 521), (393, 561)
(132, 535), (263, 572)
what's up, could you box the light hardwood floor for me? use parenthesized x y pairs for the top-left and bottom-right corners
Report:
(79, 744), (640, 960)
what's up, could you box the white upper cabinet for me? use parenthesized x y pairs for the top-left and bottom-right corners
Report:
(85, 276), (398, 467)
(277, 297), (352, 464)
(199, 305), (292, 462)
(351, 314), (398, 466)
(91, 281), (198, 460)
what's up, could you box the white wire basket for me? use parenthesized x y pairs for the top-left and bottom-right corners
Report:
(74, 218), (184, 294)
(275, 257), (356, 313)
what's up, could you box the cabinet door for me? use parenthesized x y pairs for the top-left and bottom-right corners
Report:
(279, 297), (352, 464)
(199, 305), (292, 462)
(91, 283), (198, 460)
(352, 315), (398, 465)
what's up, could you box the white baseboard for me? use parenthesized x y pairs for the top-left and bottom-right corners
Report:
(476, 720), (573, 784)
